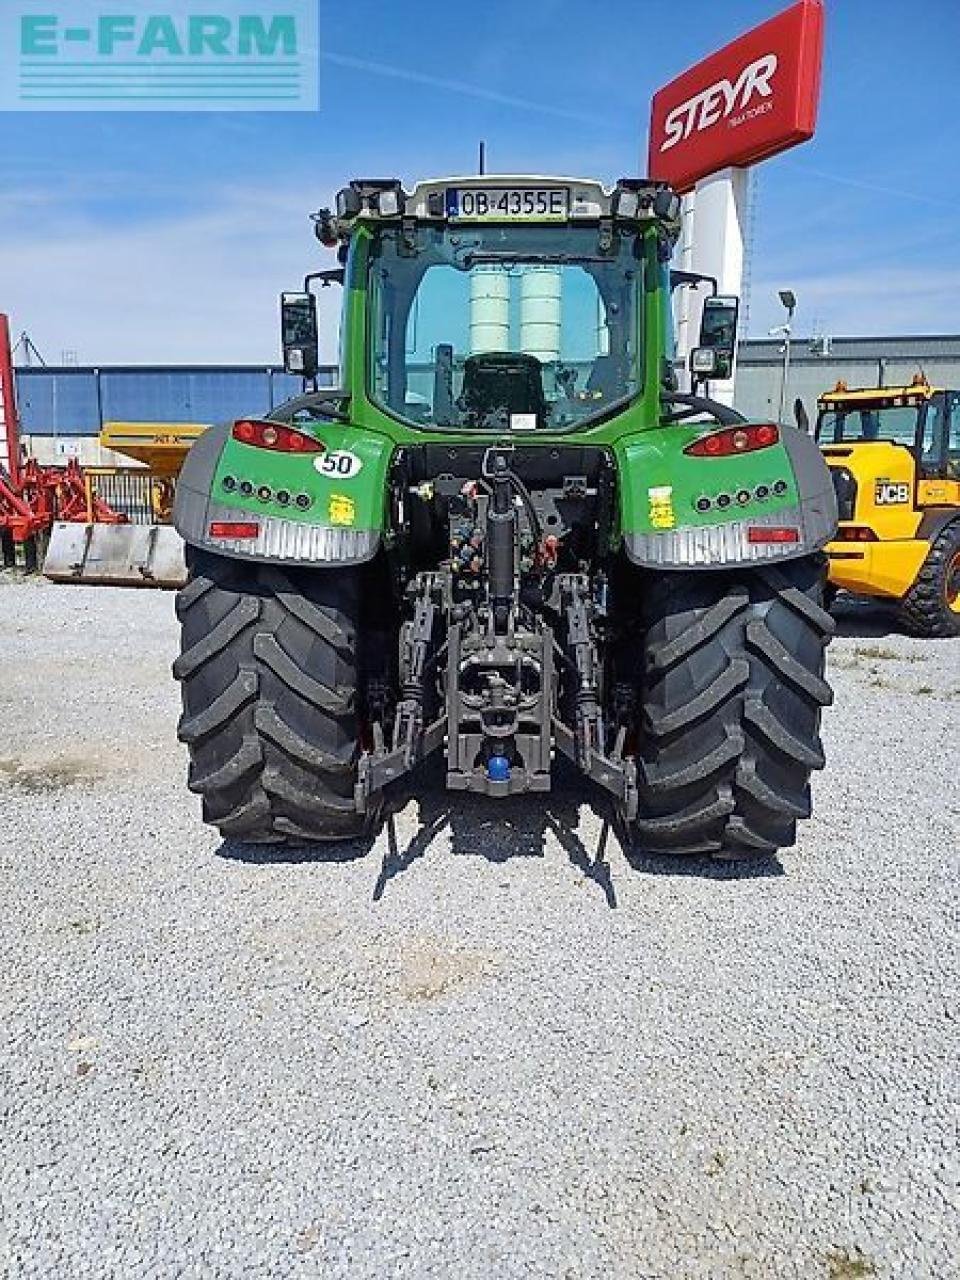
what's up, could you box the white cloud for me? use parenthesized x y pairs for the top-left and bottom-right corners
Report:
(0, 183), (343, 365)
(748, 266), (960, 339)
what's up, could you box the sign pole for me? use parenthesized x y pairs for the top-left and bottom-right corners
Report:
(688, 167), (748, 406)
(0, 314), (22, 488)
(674, 190), (697, 383)
(649, 0), (824, 403)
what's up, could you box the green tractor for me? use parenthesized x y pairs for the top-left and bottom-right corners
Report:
(172, 175), (837, 860)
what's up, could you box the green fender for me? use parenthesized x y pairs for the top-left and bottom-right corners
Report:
(173, 415), (393, 566)
(615, 422), (837, 568)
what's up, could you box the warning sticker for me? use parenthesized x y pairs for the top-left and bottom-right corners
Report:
(648, 484), (676, 530)
(328, 493), (356, 526)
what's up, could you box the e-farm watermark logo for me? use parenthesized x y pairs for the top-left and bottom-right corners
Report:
(0, 1), (318, 110)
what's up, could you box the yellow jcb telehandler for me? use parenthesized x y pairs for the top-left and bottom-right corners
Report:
(815, 376), (960, 635)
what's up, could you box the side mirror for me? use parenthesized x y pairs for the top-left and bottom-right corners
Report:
(696, 294), (739, 380)
(280, 291), (319, 379)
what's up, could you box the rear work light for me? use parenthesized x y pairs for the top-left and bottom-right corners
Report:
(209, 521), (259, 539)
(232, 419), (325, 454)
(838, 525), (878, 542)
(747, 526), (799, 544)
(685, 424), (780, 457)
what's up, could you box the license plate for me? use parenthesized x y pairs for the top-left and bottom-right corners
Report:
(445, 187), (568, 221)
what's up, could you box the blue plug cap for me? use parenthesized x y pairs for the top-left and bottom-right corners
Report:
(486, 754), (511, 782)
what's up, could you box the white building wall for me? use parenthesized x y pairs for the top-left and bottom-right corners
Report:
(674, 167), (749, 406)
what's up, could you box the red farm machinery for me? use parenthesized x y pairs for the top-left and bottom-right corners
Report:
(1, 313), (188, 586)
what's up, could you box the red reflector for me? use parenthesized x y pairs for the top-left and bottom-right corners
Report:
(209, 521), (259, 539)
(747, 526), (800, 544)
(838, 525), (878, 542)
(231, 419), (324, 453)
(685, 424), (780, 458)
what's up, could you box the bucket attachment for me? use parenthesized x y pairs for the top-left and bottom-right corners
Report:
(43, 522), (187, 588)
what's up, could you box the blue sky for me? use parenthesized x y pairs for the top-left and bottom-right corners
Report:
(1, 0), (958, 363)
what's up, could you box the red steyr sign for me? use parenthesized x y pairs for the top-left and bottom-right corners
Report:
(648, 0), (824, 193)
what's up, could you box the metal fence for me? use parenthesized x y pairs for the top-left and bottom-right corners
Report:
(84, 468), (176, 525)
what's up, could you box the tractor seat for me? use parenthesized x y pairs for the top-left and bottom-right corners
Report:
(459, 352), (548, 428)
(585, 353), (630, 402)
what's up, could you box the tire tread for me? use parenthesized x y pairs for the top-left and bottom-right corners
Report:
(635, 555), (833, 861)
(898, 522), (960, 638)
(174, 549), (369, 844)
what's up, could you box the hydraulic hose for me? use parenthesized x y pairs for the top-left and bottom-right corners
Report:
(506, 469), (543, 546)
(486, 470), (516, 635)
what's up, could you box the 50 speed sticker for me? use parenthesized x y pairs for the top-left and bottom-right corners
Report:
(315, 450), (363, 479)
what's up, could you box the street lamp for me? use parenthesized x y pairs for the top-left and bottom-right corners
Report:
(774, 290), (797, 422)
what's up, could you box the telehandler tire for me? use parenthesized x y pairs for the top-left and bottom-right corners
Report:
(173, 548), (369, 844)
(898, 522), (960, 638)
(634, 556), (834, 861)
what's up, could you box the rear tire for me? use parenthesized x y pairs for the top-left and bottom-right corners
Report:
(898, 522), (960, 638)
(173, 548), (371, 844)
(633, 556), (835, 861)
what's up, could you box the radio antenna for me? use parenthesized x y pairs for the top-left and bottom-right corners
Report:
(478, 140), (486, 175)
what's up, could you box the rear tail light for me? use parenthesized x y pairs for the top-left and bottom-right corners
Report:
(838, 525), (877, 542)
(209, 521), (259, 539)
(232, 419), (325, 453)
(685, 424), (780, 457)
(747, 526), (799, 544)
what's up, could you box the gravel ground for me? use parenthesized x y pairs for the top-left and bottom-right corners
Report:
(1, 575), (957, 1279)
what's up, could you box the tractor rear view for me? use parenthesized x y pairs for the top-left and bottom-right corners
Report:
(172, 175), (837, 860)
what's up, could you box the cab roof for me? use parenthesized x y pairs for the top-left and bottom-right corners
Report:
(330, 175), (680, 230)
(818, 377), (945, 406)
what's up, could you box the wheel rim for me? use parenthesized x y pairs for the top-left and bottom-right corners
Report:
(947, 550), (960, 614)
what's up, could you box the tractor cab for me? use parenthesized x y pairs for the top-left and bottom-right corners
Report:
(281, 176), (683, 436)
(816, 377), (960, 480)
(815, 376), (960, 631)
(280, 176), (742, 431)
(816, 376), (960, 514)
